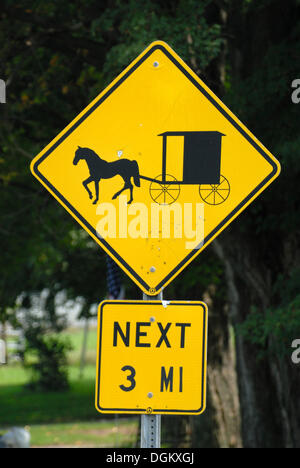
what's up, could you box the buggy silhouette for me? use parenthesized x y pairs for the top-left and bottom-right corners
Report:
(140, 131), (230, 205)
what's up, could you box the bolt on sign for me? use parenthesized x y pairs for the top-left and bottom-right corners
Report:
(95, 301), (207, 415)
(30, 41), (281, 296)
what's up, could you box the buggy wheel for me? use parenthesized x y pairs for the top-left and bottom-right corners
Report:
(149, 174), (180, 205)
(199, 175), (230, 205)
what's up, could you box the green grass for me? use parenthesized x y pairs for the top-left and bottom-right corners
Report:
(0, 327), (99, 425)
(0, 362), (28, 386)
(0, 327), (139, 447)
(29, 419), (139, 448)
(0, 366), (97, 425)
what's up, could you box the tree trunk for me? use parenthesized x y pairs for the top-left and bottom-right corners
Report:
(212, 232), (300, 447)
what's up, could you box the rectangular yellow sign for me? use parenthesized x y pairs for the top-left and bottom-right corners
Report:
(95, 300), (207, 415)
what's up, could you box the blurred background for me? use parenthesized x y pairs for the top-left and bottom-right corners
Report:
(0, 0), (300, 448)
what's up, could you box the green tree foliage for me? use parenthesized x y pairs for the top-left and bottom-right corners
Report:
(18, 289), (72, 390)
(238, 269), (300, 359)
(1, 0), (300, 447)
(223, 0), (300, 353)
(24, 331), (72, 391)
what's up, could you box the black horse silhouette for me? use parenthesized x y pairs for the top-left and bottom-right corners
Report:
(73, 146), (140, 205)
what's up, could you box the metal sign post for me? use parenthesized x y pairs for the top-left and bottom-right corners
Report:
(141, 412), (161, 448)
(141, 291), (162, 449)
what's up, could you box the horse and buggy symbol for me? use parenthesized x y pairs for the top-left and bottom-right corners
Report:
(73, 131), (230, 206)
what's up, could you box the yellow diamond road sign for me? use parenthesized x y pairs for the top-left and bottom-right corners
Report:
(30, 41), (280, 295)
(95, 300), (207, 415)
